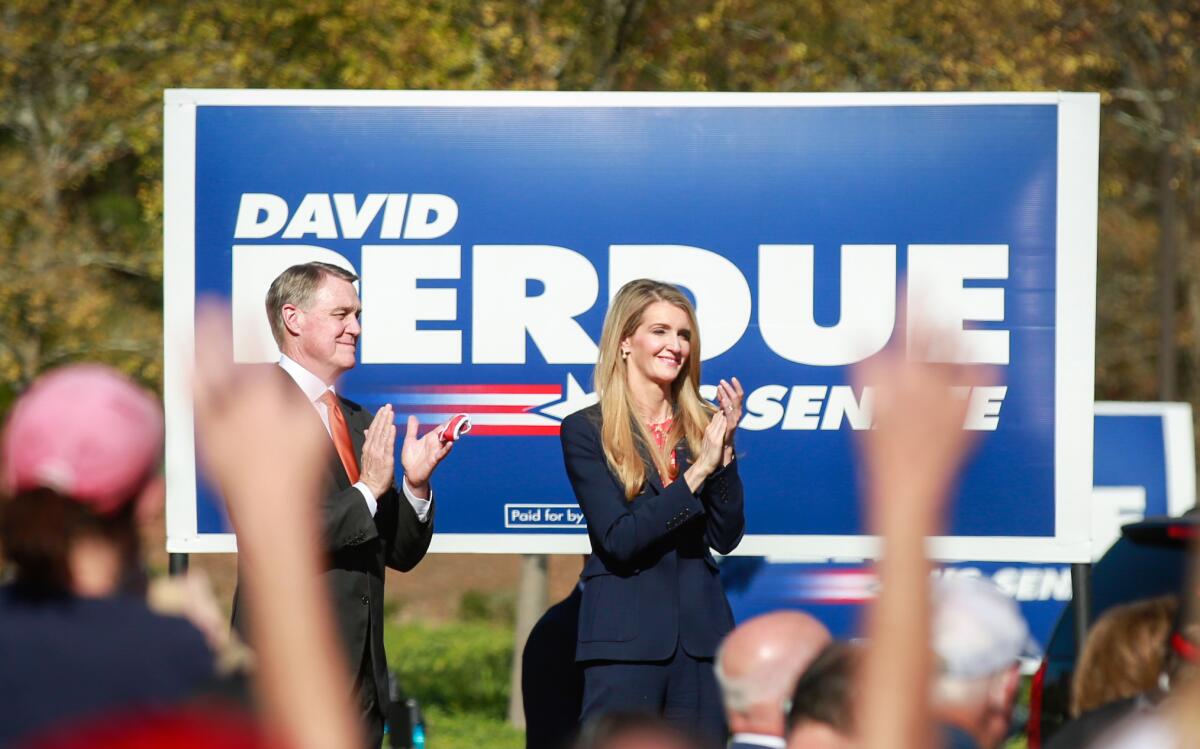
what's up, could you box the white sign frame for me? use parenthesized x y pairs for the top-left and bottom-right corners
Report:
(164, 90), (1098, 561)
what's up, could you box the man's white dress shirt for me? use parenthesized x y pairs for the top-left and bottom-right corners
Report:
(729, 733), (786, 749)
(280, 355), (431, 522)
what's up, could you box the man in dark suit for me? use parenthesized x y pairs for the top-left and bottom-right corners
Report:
(232, 261), (453, 748)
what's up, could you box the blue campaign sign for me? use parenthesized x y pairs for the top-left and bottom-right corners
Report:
(721, 402), (1196, 648)
(721, 557), (1073, 651)
(1095, 403), (1196, 517)
(163, 91), (1098, 559)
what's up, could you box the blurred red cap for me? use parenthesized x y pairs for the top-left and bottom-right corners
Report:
(1, 364), (164, 515)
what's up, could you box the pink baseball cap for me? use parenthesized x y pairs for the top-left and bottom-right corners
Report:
(1, 364), (164, 515)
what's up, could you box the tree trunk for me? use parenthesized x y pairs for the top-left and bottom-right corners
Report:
(1157, 139), (1179, 400)
(508, 554), (549, 728)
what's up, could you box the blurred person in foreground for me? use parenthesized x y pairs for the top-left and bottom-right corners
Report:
(928, 576), (1032, 749)
(0, 365), (217, 746)
(193, 303), (361, 749)
(574, 713), (705, 749)
(17, 304), (363, 749)
(232, 262), (456, 748)
(851, 316), (996, 749)
(785, 641), (860, 749)
(1045, 595), (1178, 749)
(715, 611), (832, 749)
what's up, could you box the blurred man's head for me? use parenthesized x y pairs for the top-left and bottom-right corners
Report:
(574, 713), (703, 749)
(930, 577), (1032, 749)
(716, 611), (832, 737)
(266, 262), (361, 384)
(786, 641), (859, 749)
(0, 365), (164, 596)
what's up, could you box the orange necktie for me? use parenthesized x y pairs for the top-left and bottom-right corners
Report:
(319, 390), (360, 483)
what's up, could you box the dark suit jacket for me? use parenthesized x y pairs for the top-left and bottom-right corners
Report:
(560, 404), (744, 663)
(232, 380), (434, 713)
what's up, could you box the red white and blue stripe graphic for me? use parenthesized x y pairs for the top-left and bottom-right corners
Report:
(786, 568), (878, 604)
(387, 384), (565, 436)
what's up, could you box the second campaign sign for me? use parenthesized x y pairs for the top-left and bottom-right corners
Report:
(164, 90), (1099, 562)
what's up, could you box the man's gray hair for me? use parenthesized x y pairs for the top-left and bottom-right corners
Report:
(714, 642), (762, 712)
(931, 576), (1033, 706)
(264, 262), (358, 347)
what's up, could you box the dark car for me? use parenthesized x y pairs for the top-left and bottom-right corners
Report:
(1027, 514), (1197, 747)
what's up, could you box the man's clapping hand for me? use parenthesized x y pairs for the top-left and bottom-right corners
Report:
(347, 401), (457, 501)
(400, 415), (453, 498)
(360, 404), (397, 499)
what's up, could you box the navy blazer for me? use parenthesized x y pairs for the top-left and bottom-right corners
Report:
(561, 404), (745, 662)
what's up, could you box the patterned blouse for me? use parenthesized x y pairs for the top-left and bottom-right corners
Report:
(646, 417), (679, 485)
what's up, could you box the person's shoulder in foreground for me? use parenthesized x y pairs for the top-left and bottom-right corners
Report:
(0, 584), (215, 746)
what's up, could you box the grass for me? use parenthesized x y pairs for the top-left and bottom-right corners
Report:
(418, 706), (524, 749)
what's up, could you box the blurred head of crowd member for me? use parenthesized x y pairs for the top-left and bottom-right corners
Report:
(1072, 595), (1178, 716)
(0, 364), (216, 747)
(785, 641), (860, 749)
(715, 611), (832, 747)
(1046, 597), (1182, 749)
(930, 576), (1032, 749)
(1073, 621), (1200, 749)
(0, 364), (164, 596)
(574, 713), (705, 749)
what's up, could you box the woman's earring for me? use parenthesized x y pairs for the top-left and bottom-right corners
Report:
(621, 350), (630, 360)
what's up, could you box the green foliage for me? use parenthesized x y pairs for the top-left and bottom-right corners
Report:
(459, 588), (516, 623)
(1, 0), (1198, 437)
(385, 620), (513, 718)
(382, 595), (407, 622)
(419, 706), (524, 749)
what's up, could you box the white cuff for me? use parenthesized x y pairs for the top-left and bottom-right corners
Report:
(353, 481), (378, 517)
(402, 477), (432, 523)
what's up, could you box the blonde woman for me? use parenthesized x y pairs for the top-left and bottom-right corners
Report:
(560, 279), (745, 744)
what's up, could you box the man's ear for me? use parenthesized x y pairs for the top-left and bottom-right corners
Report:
(990, 664), (1021, 711)
(281, 303), (303, 337)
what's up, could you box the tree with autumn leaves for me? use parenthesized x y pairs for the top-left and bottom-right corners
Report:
(1, 0), (1196, 419)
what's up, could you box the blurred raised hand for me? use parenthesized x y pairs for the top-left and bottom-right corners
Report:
(192, 300), (360, 749)
(192, 303), (328, 542)
(853, 324), (997, 532)
(852, 310), (999, 749)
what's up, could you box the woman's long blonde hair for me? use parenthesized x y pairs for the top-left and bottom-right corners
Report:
(595, 279), (715, 500)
